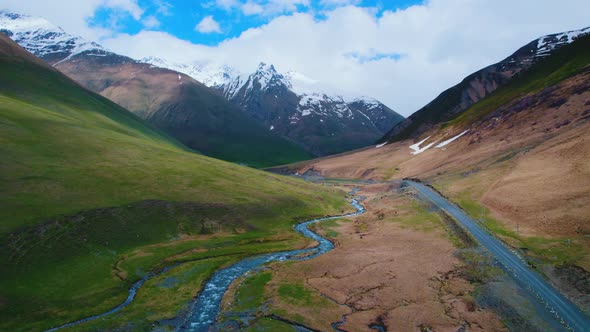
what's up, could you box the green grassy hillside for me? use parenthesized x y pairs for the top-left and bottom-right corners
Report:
(54, 54), (314, 168)
(0, 36), (347, 331)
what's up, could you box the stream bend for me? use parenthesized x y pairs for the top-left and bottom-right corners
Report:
(179, 198), (365, 332)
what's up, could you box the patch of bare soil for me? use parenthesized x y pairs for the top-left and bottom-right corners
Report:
(266, 184), (505, 331)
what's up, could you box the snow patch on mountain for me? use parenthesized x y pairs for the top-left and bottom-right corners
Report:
(535, 26), (590, 57)
(0, 11), (107, 62)
(140, 56), (240, 87)
(436, 130), (469, 148)
(296, 93), (361, 119)
(409, 136), (437, 155)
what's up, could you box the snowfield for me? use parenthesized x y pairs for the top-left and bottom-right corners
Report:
(436, 130), (469, 148)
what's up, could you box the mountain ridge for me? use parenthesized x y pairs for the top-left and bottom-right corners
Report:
(379, 25), (590, 143)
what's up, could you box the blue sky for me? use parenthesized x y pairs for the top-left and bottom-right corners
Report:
(89, 0), (423, 46)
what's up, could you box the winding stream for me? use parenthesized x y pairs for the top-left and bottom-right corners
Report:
(179, 197), (365, 331)
(45, 197), (365, 332)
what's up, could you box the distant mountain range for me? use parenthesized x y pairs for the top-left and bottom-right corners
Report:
(0, 10), (403, 160)
(379, 26), (590, 143)
(140, 58), (404, 156)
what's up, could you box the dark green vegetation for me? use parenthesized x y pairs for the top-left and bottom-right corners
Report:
(233, 272), (273, 312)
(153, 98), (316, 168)
(277, 283), (314, 306)
(311, 218), (343, 239)
(0, 36), (348, 331)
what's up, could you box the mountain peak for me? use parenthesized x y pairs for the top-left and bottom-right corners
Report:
(257, 62), (276, 73)
(535, 26), (590, 58)
(0, 10), (57, 33)
(0, 10), (107, 64)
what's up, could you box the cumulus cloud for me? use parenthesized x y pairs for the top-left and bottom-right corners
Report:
(195, 16), (222, 33)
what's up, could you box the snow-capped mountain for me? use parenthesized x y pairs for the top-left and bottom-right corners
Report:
(141, 59), (404, 155)
(0, 11), (109, 64)
(221, 63), (292, 98)
(140, 57), (240, 87)
(0, 9), (402, 156)
(212, 62), (404, 155)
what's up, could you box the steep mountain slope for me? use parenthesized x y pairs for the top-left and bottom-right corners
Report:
(141, 60), (405, 156)
(54, 54), (314, 167)
(224, 63), (404, 155)
(0, 11), (313, 168)
(0, 34), (347, 331)
(379, 26), (590, 143)
(284, 35), (590, 280)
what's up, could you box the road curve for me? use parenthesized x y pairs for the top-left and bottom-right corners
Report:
(405, 180), (590, 332)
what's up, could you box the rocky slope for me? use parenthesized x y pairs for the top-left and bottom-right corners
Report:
(225, 63), (404, 156)
(379, 26), (590, 143)
(0, 11), (313, 167)
(140, 60), (405, 156)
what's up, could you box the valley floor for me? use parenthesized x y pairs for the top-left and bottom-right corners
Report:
(217, 182), (507, 331)
(216, 179), (590, 331)
(271, 67), (590, 322)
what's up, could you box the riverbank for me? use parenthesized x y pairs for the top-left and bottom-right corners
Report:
(217, 182), (506, 331)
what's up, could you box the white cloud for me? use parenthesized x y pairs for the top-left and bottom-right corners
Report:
(142, 15), (160, 28)
(154, 0), (173, 16)
(213, 0), (240, 11)
(258, 0), (310, 15)
(211, 0), (310, 16)
(242, 2), (264, 15)
(319, 0), (360, 7)
(195, 16), (222, 33)
(0, 0), (144, 40)
(103, 0), (143, 20)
